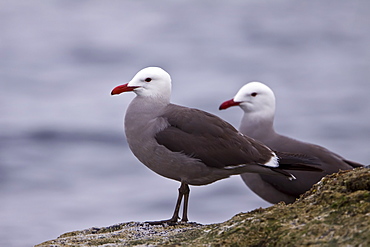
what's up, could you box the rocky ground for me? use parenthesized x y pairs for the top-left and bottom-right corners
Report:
(36, 168), (370, 246)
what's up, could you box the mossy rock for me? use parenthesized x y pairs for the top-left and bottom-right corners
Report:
(36, 168), (370, 246)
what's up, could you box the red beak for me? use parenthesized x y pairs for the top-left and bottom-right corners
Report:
(219, 99), (241, 110)
(111, 83), (139, 95)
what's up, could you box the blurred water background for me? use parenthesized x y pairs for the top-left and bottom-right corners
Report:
(1, 1), (370, 246)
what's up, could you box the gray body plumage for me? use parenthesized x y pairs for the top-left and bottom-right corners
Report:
(125, 98), (282, 186)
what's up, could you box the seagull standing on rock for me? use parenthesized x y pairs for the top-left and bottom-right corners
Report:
(219, 81), (364, 204)
(111, 67), (322, 224)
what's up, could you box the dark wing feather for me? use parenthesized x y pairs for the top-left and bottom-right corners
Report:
(274, 151), (323, 172)
(155, 104), (273, 169)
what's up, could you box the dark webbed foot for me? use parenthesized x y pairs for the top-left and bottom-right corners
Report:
(145, 218), (179, 226)
(145, 219), (200, 226)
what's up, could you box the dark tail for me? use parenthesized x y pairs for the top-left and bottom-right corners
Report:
(274, 151), (323, 172)
(344, 159), (364, 168)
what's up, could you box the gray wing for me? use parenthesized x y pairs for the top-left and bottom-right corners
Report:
(155, 104), (274, 169)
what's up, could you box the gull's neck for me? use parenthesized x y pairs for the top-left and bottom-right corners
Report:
(239, 111), (277, 143)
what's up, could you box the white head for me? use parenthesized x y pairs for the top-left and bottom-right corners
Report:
(111, 67), (172, 103)
(219, 81), (276, 118)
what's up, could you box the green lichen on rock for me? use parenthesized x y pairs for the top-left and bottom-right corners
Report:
(36, 168), (370, 246)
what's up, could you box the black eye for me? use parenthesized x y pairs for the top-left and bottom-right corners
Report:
(144, 78), (152, 82)
(251, 92), (258, 97)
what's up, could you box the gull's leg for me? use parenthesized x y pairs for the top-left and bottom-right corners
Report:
(146, 182), (188, 225)
(167, 182), (187, 223)
(180, 183), (190, 222)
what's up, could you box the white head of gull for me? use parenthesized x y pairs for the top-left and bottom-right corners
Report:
(220, 81), (363, 204)
(111, 68), (322, 224)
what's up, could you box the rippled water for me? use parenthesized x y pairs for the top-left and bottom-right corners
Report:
(1, 1), (370, 246)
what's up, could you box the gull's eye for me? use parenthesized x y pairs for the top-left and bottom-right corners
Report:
(144, 78), (152, 82)
(251, 92), (258, 97)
